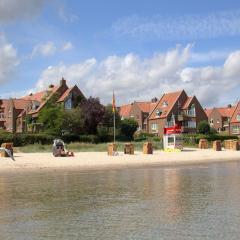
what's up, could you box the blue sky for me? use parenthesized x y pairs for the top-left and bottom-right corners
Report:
(0, 0), (240, 106)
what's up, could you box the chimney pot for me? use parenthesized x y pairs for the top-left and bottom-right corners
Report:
(60, 77), (66, 87)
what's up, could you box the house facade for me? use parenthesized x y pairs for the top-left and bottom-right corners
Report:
(119, 99), (158, 131)
(0, 99), (32, 133)
(147, 90), (207, 136)
(0, 78), (85, 133)
(205, 102), (240, 136)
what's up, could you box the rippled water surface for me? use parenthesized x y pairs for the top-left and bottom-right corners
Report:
(1, 162), (240, 240)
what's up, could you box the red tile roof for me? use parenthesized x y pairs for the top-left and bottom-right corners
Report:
(216, 107), (236, 118)
(182, 96), (194, 109)
(204, 108), (213, 117)
(135, 102), (151, 112)
(149, 90), (183, 120)
(22, 86), (59, 103)
(22, 85), (62, 115)
(119, 101), (158, 118)
(119, 104), (132, 118)
(230, 102), (240, 123)
(13, 99), (32, 110)
(57, 87), (73, 103)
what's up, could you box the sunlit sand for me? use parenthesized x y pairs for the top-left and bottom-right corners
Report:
(0, 148), (239, 173)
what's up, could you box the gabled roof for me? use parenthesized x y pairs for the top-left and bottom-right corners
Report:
(182, 96), (194, 109)
(119, 101), (158, 118)
(23, 84), (65, 115)
(57, 87), (73, 103)
(230, 102), (240, 123)
(204, 108), (213, 117)
(149, 90), (184, 120)
(216, 107), (236, 118)
(119, 104), (132, 118)
(22, 86), (59, 103)
(13, 99), (32, 110)
(136, 102), (151, 113)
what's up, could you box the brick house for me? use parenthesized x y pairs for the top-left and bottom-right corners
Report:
(119, 99), (158, 131)
(205, 102), (240, 136)
(0, 99), (32, 132)
(0, 78), (85, 133)
(147, 90), (207, 136)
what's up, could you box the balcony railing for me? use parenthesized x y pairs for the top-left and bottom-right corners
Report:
(223, 121), (230, 127)
(165, 121), (175, 127)
(177, 112), (196, 121)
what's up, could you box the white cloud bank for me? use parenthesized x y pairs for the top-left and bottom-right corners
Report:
(0, 0), (48, 23)
(0, 34), (19, 84)
(35, 45), (240, 107)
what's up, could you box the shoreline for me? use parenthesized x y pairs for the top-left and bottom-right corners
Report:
(0, 148), (240, 173)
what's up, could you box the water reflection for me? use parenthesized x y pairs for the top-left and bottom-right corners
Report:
(0, 162), (240, 240)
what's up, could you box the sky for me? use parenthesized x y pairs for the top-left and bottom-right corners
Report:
(0, 0), (240, 107)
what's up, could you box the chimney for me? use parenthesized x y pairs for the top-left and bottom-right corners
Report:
(60, 77), (66, 87)
(151, 97), (158, 103)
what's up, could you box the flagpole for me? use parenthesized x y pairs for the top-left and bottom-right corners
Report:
(113, 91), (116, 143)
(113, 108), (116, 143)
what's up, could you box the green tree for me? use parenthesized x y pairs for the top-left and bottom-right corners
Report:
(102, 104), (121, 130)
(38, 94), (64, 135)
(38, 105), (64, 135)
(198, 121), (211, 134)
(61, 108), (85, 135)
(120, 118), (138, 140)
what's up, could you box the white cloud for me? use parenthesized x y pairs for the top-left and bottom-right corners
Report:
(58, 6), (79, 23)
(61, 41), (74, 51)
(31, 41), (73, 57)
(112, 10), (240, 40)
(31, 41), (57, 57)
(36, 59), (96, 90)
(35, 45), (240, 107)
(0, 0), (48, 23)
(0, 34), (19, 84)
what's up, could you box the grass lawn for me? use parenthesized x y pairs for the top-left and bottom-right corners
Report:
(15, 141), (164, 153)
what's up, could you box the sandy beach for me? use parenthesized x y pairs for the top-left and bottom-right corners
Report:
(0, 148), (239, 173)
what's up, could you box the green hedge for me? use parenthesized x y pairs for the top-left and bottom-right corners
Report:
(61, 134), (100, 144)
(0, 133), (55, 146)
(183, 134), (238, 145)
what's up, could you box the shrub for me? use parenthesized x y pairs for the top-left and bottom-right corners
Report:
(97, 127), (111, 142)
(198, 121), (210, 134)
(183, 134), (238, 145)
(120, 118), (138, 141)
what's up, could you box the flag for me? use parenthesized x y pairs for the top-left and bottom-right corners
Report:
(112, 92), (116, 113)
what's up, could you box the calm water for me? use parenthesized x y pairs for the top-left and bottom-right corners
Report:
(1, 162), (240, 240)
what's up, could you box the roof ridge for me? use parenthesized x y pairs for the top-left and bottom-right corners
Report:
(230, 102), (240, 122)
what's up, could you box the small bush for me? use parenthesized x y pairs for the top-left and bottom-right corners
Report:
(97, 127), (111, 142)
(198, 121), (210, 134)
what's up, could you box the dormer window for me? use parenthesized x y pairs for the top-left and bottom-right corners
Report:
(162, 101), (168, 107)
(156, 109), (162, 117)
(32, 101), (40, 110)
